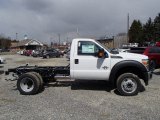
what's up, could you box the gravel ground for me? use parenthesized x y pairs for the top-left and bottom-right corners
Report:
(0, 54), (160, 120)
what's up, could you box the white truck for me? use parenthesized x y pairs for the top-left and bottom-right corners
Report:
(5, 38), (152, 96)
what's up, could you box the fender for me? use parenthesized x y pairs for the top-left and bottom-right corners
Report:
(109, 60), (149, 85)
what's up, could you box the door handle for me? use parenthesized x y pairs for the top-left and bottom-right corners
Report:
(75, 59), (79, 64)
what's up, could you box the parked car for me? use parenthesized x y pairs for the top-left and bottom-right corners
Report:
(118, 48), (130, 53)
(17, 50), (24, 55)
(156, 42), (160, 47)
(129, 47), (146, 54)
(32, 50), (44, 57)
(56, 49), (64, 56)
(62, 49), (70, 54)
(0, 49), (10, 52)
(122, 43), (139, 48)
(0, 56), (6, 64)
(43, 49), (62, 58)
(24, 50), (33, 56)
(66, 50), (70, 60)
(143, 46), (160, 71)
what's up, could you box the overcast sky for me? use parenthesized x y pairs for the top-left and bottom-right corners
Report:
(0, 0), (160, 43)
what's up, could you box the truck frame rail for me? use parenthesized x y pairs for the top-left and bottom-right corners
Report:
(5, 64), (70, 81)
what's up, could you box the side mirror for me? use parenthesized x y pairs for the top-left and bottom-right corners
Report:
(97, 49), (105, 58)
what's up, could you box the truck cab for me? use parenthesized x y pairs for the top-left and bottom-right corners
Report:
(70, 38), (152, 96)
(70, 38), (111, 80)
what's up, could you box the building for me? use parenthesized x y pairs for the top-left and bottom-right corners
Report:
(10, 39), (44, 52)
(114, 34), (128, 48)
(97, 38), (114, 49)
(97, 34), (128, 49)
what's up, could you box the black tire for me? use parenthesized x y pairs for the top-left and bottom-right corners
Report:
(46, 55), (50, 59)
(150, 60), (156, 72)
(59, 54), (62, 57)
(116, 73), (141, 96)
(17, 72), (41, 95)
(30, 72), (44, 92)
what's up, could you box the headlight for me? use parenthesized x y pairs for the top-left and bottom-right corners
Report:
(142, 59), (149, 69)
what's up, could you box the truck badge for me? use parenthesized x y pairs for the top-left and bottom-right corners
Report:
(102, 66), (108, 69)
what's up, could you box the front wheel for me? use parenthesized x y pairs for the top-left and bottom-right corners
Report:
(116, 73), (141, 96)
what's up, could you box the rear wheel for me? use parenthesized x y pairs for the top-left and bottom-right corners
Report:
(17, 72), (41, 95)
(46, 55), (50, 59)
(116, 73), (141, 96)
(30, 72), (43, 91)
(60, 54), (63, 58)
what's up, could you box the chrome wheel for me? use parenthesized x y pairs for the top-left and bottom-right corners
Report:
(20, 77), (34, 92)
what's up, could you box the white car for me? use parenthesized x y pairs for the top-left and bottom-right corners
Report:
(0, 56), (6, 64)
(17, 50), (24, 55)
(118, 48), (130, 52)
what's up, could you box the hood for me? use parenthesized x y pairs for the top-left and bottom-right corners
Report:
(114, 52), (148, 60)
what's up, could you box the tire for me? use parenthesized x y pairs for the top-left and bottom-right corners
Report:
(59, 54), (62, 57)
(30, 72), (44, 92)
(17, 72), (41, 95)
(116, 73), (141, 96)
(149, 60), (156, 72)
(46, 55), (50, 59)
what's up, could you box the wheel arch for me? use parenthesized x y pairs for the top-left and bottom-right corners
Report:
(109, 60), (148, 86)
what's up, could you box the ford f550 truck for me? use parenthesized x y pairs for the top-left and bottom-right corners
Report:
(5, 38), (152, 96)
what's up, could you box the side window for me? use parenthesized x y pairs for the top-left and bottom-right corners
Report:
(157, 48), (160, 53)
(78, 41), (101, 55)
(149, 48), (156, 53)
(149, 47), (160, 53)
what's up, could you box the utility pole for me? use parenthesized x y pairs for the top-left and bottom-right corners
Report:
(77, 27), (79, 37)
(16, 33), (18, 40)
(127, 13), (130, 43)
(58, 33), (60, 46)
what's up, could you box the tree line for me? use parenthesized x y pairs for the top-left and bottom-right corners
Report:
(129, 13), (160, 45)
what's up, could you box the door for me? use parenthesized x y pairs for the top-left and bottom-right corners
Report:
(73, 41), (111, 80)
